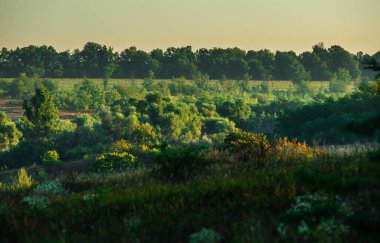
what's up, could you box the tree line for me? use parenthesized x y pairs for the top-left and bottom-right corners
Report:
(0, 42), (379, 81)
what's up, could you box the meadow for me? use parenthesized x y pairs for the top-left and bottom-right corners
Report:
(0, 78), (329, 91)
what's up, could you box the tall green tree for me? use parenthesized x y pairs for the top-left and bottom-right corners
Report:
(80, 42), (116, 78)
(327, 45), (361, 80)
(299, 51), (331, 80)
(117, 47), (159, 78)
(23, 87), (59, 137)
(274, 51), (310, 83)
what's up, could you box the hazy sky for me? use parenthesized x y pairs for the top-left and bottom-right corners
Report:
(0, 0), (379, 54)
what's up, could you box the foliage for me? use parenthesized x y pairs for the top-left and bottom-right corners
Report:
(278, 81), (380, 144)
(223, 130), (270, 161)
(277, 194), (352, 241)
(7, 74), (36, 99)
(0, 112), (22, 152)
(0, 43), (371, 81)
(72, 80), (104, 110)
(189, 228), (221, 243)
(1, 151), (379, 242)
(41, 150), (62, 166)
(329, 68), (352, 93)
(34, 180), (64, 194)
(0, 167), (34, 191)
(109, 139), (133, 152)
(22, 87), (59, 137)
(270, 137), (316, 161)
(17, 167), (33, 189)
(153, 145), (210, 182)
(217, 99), (251, 123)
(22, 195), (51, 210)
(92, 152), (141, 173)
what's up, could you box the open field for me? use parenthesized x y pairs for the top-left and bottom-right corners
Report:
(0, 78), (330, 91)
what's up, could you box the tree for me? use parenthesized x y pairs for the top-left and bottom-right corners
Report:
(0, 112), (22, 152)
(23, 87), (59, 137)
(217, 99), (251, 123)
(327, 45), (361, 80)
(246, 49), (274, 80)
(364, 54), (380, 79)
(299, 51), (331, 80)
(329, 68), (352, 93)
(8, 74), (35, 99)
(103, 64), (115, 90)
(73, 80), (104, 110)
(160, 46), (199, 79)
(79, 42), (116, 78)
(274, 51), (310, 83)
(117, 47), (159, 78)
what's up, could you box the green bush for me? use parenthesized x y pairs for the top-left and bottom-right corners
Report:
(277, 194), (352, 241)
(41, 150), (63, 166)
(223, 130), (270, 161)
(153, 145), (210, 182)
(92, 152), (141, 173)
(190, 228), (221, 243)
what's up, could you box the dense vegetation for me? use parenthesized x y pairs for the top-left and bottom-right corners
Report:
(1, 43), (379, 81)
(0, 51), (379, 241)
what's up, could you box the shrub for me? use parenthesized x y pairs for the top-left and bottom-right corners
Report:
(329, 68), (352, 93)
(110, 139), (133, 152)
(295, 81), (314, 96)
(330, 79), (351, 93)
(189, 228), (221, 243)
(277, 194), (351, 241)
(41, 150), (63, 166)
(92, 152), (141, 173)
(153, 145), (210, 182)
(17, 167), (33, 189)
(34, 180), (64, 194)
(0, 168), (33, 191)
(270, 137), (315, 161)
(22, 195), (50, 210)
(223, 131), (270, 161)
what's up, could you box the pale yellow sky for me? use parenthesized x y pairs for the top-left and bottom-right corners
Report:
(0, 0), (379, 54)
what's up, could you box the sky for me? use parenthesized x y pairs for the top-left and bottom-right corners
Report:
(0, 0), (379, 54)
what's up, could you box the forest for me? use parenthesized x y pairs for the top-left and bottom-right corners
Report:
(1, 42), (379, 81)
(0, 42), (379, 241)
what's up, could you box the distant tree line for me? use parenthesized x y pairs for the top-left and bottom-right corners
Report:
(0, 42), (379, 81)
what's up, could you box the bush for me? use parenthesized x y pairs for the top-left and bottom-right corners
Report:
(34, 180), (64, 194)
(153, 145), (210, 182)
(92, 152), (141, 173)
(270, 137), (315, 161)
(189, 228), (221, 243)
(1, 167), (34, 191)
(277, 194), (351, 241)
(110, 139), (133, 152)
(41, 150), (63, 166)
(295, 81), (314, 96)
(223, 131), (270, 161)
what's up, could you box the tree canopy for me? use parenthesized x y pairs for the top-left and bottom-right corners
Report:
(1, 42), (377, 81)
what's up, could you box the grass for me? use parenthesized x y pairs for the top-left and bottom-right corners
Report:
(0, 145), (379, 242)
(0, 78), (330, 91)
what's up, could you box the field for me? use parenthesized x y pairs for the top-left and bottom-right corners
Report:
(0, 78), (330, 91)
